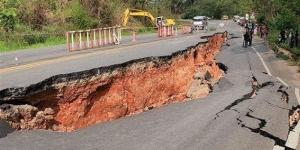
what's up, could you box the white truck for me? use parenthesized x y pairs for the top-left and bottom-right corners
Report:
(192, 16), (205, 32)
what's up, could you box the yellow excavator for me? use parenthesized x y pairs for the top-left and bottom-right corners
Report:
(122, 8), (175, 27)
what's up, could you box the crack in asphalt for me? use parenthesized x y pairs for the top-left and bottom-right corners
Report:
(231, 109), (241, 114)
(214, 92), (253, 120)
(264, 100), (290, 111)
(213, 76), (274, 120)
(236, 111), (286, 147)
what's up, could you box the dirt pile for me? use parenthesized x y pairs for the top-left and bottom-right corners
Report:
(0, 32), (226, 132)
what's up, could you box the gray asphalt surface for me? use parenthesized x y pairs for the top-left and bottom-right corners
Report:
(0, 33), (159, 68)
(0, 20), (299, 150)
(0, 20), (223, 89)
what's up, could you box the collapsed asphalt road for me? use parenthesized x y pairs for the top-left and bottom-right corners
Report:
(0, 21), (299, 150)
(0, 33), (225, 132)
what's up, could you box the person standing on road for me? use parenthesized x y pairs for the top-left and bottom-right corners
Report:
(249, 21), (255, 46)
(245, 22), (249, 30)
(261, 24), (268, 40)
(248, 30), (253, 46)
(259, 25), (263, 38)
(204, 18), (208, 32)
(243, 29), (250, 48)
(254, 23), (258, 35)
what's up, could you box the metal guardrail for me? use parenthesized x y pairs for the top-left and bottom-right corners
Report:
(66, 26), (122, 52)
(65, 25), (191, 52)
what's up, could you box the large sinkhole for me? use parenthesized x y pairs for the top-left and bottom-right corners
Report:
(0, 32), (226, 132)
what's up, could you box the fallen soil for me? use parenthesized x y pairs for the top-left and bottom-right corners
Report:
(0, 32), (226, 132)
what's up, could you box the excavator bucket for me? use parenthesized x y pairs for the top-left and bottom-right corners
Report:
(165, 19), (175, 26)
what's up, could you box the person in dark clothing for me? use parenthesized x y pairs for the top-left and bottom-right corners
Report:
(296, 30), (299, 47)
(290, 32), (295, 48)
(248, 30), (253, 46)
(259, 25), (263, 38)
(243, 31), (250, 48)
(252, 22), (255, 31)
(280, 30), (286, 43)
(245, 23), (249, 31)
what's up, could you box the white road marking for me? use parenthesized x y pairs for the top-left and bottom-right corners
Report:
(253, 45), (300, 149)
(295, 88), (300, 105)
(251, 47), (272, 76)
(276, 77), (289, 87)
(294, 121), (300, 133)
(285, 131), (299, 149)
(272, 145), (285, 150)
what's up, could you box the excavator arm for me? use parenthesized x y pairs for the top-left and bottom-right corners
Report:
(122, 8), (175, 27)
(122, 8), (156, 27)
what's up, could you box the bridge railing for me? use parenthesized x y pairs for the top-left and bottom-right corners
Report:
(66, 26), (122, 52)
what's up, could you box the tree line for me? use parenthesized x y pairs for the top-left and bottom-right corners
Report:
(0, 0), (299, 35)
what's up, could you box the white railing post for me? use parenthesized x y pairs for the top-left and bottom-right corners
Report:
(66, 32), (70, 51)
(108, 27), (112, 44)
(86, 30), (89, 48)
(99, 28), (102, 46)
(71, 32), (74, 50)
(104, 28), (107, 45)
(93, 29), (96, 47)
(118, 26), (122, 41)
(79, 31), (82, 49)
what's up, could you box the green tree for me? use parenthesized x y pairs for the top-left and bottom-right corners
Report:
(274, 8), (298, 30)
(0, 8), (17, 32)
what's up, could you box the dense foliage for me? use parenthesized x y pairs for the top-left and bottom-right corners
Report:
(0, 0), (299, 31)
(0, 0), (299, 52)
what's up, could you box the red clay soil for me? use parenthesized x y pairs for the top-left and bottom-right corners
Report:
(0, 33), (225, 132)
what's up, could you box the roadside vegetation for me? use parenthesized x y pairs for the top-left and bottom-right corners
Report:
(0, 0), (299, 54)
(0, 0), (257, 52)
(0, 0), (191, 52)
(253, 0), (300, 71)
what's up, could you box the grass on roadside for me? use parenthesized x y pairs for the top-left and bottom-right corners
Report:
(121, 27), (156, 36)
(0, 36), (66, 53)
(0, 27), (157, 53)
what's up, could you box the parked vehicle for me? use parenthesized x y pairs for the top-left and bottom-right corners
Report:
(222, 15), (229, 20)
(192, 16), (205, 31)
(233, 15), (240, 22)
(238, 17), (247, 26)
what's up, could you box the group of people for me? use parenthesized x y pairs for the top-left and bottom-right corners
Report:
(242, 18), (299, 50)
(243, 21), (269, 48)
(243, 21), (255, 48)
(279, 29), (299, 48)
(258, 24), (269, 40)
